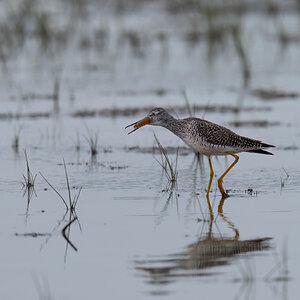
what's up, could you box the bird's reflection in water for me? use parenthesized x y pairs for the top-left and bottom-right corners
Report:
(135, 189), (272, 288)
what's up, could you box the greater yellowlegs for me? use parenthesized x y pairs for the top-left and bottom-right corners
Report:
(126, 107), (275, 197)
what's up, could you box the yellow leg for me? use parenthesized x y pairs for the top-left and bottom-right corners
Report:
(206, 157), (214, 226)
(217, 152), (239, 197)
(206, 157), (214, 199)
(218, 196), (225, 213)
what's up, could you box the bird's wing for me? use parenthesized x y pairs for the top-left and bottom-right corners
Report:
(187, 118), (263, 149)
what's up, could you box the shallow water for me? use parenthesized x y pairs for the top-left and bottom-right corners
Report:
(1, 1), (300, 299)
(1, 99), (299, 299)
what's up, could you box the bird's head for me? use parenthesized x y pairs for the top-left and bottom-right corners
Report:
(125, 107), (170, 134)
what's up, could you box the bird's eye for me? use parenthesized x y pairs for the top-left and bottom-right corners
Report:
(150, 108), (161, 116)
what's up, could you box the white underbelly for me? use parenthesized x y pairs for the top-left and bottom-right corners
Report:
(182, 138), (238, 156)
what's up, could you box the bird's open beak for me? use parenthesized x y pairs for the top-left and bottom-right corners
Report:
(125, 116), (151, 134)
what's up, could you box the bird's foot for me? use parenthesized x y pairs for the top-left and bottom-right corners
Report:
(217, 179), (228, 198)
(218, 178), (227, 198)
(218, 184), (230, 198)
(221, 191), (230, 199)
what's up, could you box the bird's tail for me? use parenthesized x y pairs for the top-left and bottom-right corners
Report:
(247, 149), (273, 155)
(261, 143), (275, 148)
(247, 142), (275, 155)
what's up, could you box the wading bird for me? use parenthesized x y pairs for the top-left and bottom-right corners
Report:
(126, 107), (274, 197)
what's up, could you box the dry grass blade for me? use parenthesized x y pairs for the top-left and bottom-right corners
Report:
(63, 158), (72, 209)
(39, 171), (68, 210)
(72, 187), (82, 210)
(154, 134), (178, 188)
(39, 159), (82, 212)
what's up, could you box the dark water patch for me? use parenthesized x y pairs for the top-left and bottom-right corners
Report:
(229, 120), (280, 127)
(108, 165), (128, 170)
(10, 93), (57, 102)
(251, 89), (299, 100)
(0, 112), (50, 120)
(59, 161), (129, 170)
(72, 104), (271, 118)
(98, 88), (176, 97)
(98, 162), (128, 170)
(72, 110), (98, 118)
(57, 162), (86, 166)
(165, 0), (297, 15)
(15, 232), (51, 238)
(125, 146), (191, 156)
(277, 145), (299, 151)
(245, 188), (257, 196)
(146, 290), (171, 296)
(277, 32), (300, 46)
(184, 31), (204, 46)
(224, 188), (259, 197)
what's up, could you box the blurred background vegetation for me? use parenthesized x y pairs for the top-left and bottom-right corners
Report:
(1, 0), (300, 98)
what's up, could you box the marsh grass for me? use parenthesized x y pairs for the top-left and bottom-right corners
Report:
(71, 130), (81, 152)
(205, 6), (223, 55)
(84, 125), (99, 156)
(22, 150), (37, 190)
(230, 23), (250, 87)
(22, 150), (37, 223)
(53, 76), (60, 113)
(121, 30), (145, 58)
(0, 0), (296, 76)
(39, 159), (81, 254)
(154, 134), (178, 190)
(39, 159), (82, 213)
(12, 127), (21, 152)
(280, 168), (289, 189)
(182, 89), (194, 117)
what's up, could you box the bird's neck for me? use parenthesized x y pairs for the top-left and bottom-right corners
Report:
(161, 117), (184, 139)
